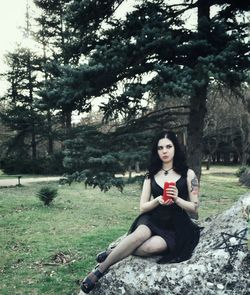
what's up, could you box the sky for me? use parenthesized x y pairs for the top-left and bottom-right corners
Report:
(0, 0), (31, 95)
(0, 0), (194, 99)
(0, 0), (135, 122)
(0, 0), (27, 55)
(0, 0), (134, 97)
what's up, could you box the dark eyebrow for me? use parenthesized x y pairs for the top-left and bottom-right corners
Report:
(157, 144), (173, 148)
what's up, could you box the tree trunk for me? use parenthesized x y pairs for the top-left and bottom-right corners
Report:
(232, 152), (239, 164)
(28, 49), (37, 160)
(135, 161), (140, 173)
(187, 91), (207, 179)
(65, 110), (72, 130)
(240, 113), (250, 166)
(31, 122), (36, 160)
(62, 109), (72, 130)
(206, 154), (211, 170)
(128, 165), (132, 179)
(241, 153), (248, 166)
(224, 152), (230, 164)
(42, 28), (54, 156)
(216, 151), (221, 163)
(47, 110), (54, 155)
(186, 0), (210, 179)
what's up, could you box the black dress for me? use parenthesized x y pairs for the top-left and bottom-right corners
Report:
(129, 175), (201, 264)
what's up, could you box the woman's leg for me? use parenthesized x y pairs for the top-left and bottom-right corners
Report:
(81, 225), (152, 291)
(98, 225), (152, 273)
(133, 235), (167, 257)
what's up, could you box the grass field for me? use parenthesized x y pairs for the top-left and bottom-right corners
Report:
(0, 165), (249, 295)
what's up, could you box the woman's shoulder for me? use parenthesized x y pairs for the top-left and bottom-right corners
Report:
(144, 172), (151, 181)
(187, 168), (196, 178)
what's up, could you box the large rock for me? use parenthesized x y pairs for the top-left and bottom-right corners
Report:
(79, 194), (250, 295)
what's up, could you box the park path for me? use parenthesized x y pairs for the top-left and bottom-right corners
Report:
(0, 176), (61, 187)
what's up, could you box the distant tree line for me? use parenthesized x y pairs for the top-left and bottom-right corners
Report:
(0, 0), (249, 190)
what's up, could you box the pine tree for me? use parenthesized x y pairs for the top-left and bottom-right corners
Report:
(63, 124), (126, 191)
(34, 0), (77, 130)
(0, 47), (44, 161)
(24, 0), (249, 189)
(62, 0), (249, 179)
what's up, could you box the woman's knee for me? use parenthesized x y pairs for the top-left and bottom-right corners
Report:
(132, 225), (151, 244)
(139, 237), (167, 254)
(143, 243), (166, 254)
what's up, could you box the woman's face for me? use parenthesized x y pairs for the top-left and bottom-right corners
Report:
(157, 137), (175, 164)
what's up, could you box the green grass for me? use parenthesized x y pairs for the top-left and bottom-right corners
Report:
(200, 165), (248, 218)
(0, 165), (249, 295)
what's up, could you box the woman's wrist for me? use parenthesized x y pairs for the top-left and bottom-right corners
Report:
(175, 196), (181, 206)
(174, 197), (198, 213)
(156, 196), (162, 204)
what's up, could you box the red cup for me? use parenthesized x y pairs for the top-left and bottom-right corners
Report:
(162, 181), (176, 202)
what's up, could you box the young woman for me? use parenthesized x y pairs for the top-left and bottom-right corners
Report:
(81, 131), (201, 293)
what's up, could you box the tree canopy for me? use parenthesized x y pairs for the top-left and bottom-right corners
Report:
(60, 0), (250, 183)
(0, 0), (249, 189)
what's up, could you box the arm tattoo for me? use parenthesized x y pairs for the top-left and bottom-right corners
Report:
(193, 201), (199, 210)
(191, 176), (199, 195)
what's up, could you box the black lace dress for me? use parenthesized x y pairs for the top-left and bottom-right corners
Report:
(129, 175), (201, 264)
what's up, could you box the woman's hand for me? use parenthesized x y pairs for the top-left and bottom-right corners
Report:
(166, 185), (179, 202)
(157, 185), (179, 206)
(157, 195), (174, 206)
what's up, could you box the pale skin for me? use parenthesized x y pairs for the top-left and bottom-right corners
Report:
(82, 137), (200, 286)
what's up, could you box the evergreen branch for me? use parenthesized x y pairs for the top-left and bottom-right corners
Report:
(110, 0), (126, 17)
(169, 0), (250, 19)
(106, 107), (190, 134)
(97, 62), (156, 97)
(168, 1), (198, 18)
(144, 110), (190, 121)
(203, 0), (249, 9)
(167, 1), (195, 8)
(138, 104), (190, 120)
(115, 123), (189, 135)
(135, 123), (189, 132)
(169, 1), (197, 9)
(89, 0), (126, 31)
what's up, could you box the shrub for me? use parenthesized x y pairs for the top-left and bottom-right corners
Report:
(126, 175), (145, 185)
(236, 166), (248, 177)
(239, 168), (250, 188)
(0, 153), (65, 175)
(36, 186), (58, 206)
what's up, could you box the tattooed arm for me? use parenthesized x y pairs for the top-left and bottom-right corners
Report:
(174, 169), (200, 213)
(187, 169), (200, 212)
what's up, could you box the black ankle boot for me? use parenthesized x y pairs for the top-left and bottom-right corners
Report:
(96, 250), (110, 263)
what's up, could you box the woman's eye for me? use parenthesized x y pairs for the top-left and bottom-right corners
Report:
(158, 145), (173, 150)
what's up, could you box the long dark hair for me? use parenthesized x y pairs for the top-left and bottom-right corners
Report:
(147, 131), (188, 178)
